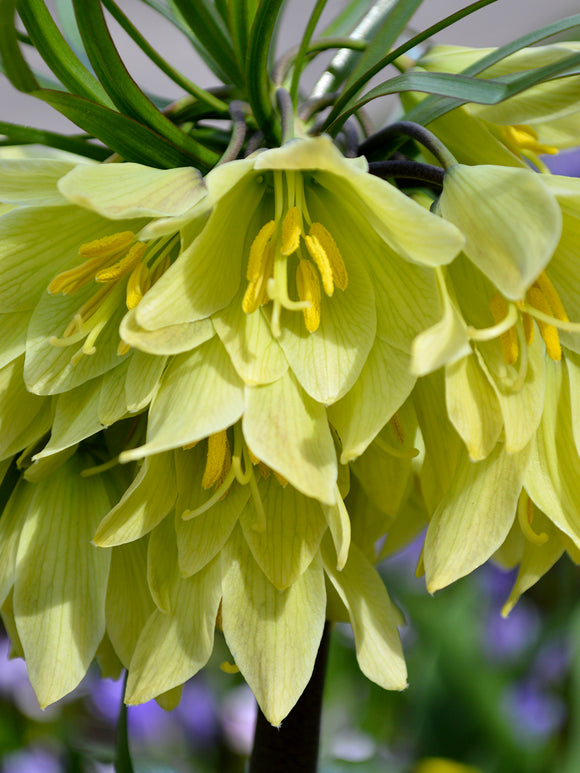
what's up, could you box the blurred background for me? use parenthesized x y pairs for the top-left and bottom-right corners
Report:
(1, 1), (579, 771)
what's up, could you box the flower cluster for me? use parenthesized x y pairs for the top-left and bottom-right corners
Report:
(0, 26), (579, 731)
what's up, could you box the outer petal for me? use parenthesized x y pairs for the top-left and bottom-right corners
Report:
(174, 445), (250, 577)
(0, 356), (49, 461)
(13, 454), (112, 706)
(135, 171), (262, 329)
(329, 338), (415, 462)
(0, 479), (35, 608)
(122, 336), (245, 461)
(243, 372), (337, 505)
(120, 308), (215, 356)
(425, 443), (530, 592)
(525, 357), (580, 549)
(221, 526), (326, 726)
(322, 537), (407, 690)
(58, 163), (206, 219)
(240, 476), (327, 590)
(106, 540), (156, 668)
(438, 165), (562, 300)
(93, 452), (177, 546)
(0, 158), (83, 207)
(125, 555), (222, 704)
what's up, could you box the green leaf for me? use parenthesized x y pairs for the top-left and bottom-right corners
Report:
(246, 0), (285, 139)
(100, 0), (228, 113)
(289, 0), (327, 104)
(18, 0), (114, 106)
(114, 673), (135, 773)
(0, 122), (109, 160)
(0, 0), (39, 92)
(405, 13), (580, 127)
(72, 0), (219, 169)
(171, 0), (242, 87)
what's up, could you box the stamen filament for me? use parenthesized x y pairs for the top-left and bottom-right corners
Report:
(517, 493), (548, 546)
(466, 303), (519, 341)
(182, 468), (237, 520)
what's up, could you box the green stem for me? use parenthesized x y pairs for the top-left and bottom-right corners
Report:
(248, 623), (331, 773)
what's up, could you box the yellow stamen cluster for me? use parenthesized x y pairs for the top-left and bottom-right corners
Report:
(490, 271), (569, 365)
(242, 173), (348, 335)
(501, 124), (558, 157)
(202, 430), (232, 490)
(48, 230), (173, 363)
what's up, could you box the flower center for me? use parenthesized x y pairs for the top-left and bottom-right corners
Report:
(48, 230), (175, 364)
(242, 170), (348, 336)
(183, 425), (287, 532)
(489, 271), (570, 365)
(500, 124), (558, 158)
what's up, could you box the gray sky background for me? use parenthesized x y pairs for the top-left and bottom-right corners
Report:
(1, 0), (578, 134)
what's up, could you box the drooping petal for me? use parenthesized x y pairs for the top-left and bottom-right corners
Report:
(125, 351), (167, 413)
(0, 479), (35, 607)
(212, 282), (288, 385)
(135, 170), (261, 330)
(0, 356), (50, 461)
(59, 163), (206, 219)
(243, 371), (337, 505)
(240, 475), (327, 590)
(329, 338), (415, 462)
(120, 308), (215, 355)
(122, 336), (245, 461)
(13, 454), (112, 706)
(221, 526), (326, 726)
(106, 540), (156, 668)
(125, 555), (222, 704)
(445, 353), (503, 461)
(425, 443), (530, 592)
(93, 452), (176, 546)
(0, 157), (88, 207)
(322, 537), (407, 690)
(525, 357), (580, 549)
(438, 165), (562, 300)
(174, 445), (250, 577)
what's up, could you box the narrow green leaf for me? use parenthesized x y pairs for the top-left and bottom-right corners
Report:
(101, 0), (228, 113)
(405, 13), (580, 126)
(54, 0), (92, 68)
(290, 0), (328, 104)
(171, 0), (243, 87)
(246, 0), (285, 139)
(35, 91), (204, 168)
(0, 122), (109, 160)
(18, 0), (114, 106)
(227, 0), (258, 70)
(0, 0), (39, 92)
(72, 0), (219, 168)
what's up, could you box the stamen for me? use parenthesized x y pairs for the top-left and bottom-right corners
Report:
(522, 312), (534, 345)
(296, 259), (321, 332)
(304, 229), (335, 296)
(490, 293), (518, 365)
(281, 206), (302, 255)
(202, 430), (232, 490)
(467, 302), (519, 341)
(373, 435), (419, 459)
(248, 470), (267, 532)
(501, 125), (558, 156)
(78, 231), (135, 258)
(517, 492), (548, 545)
(95, 242), (147, 283)
(533, 272), (569, 322)
(390, 412), (405, 444)
(527, 286), (561, 361)
(246, 220), (276, 281)
(182, 468), (236, 519)
(307, 223), (348, 291)
(126, 262), (151, 309)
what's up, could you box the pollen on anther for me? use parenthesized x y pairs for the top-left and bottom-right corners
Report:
(202, 430), (231, 490)
(281, 206), (302, 255)
(247, 220), (276, 281)
(78, 231), (135, 258)
(527, 286), (562, 361)
(296, 259), (321, 332)
(490, 293), (518, 365)
(95, 242), (147, 283)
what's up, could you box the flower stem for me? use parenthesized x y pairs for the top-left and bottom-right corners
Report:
(248, 623), (331, 773)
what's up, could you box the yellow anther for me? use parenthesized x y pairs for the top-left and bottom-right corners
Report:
(95, 242), (147, 283)
(117, 340), (131, 356)
(78, 231), (135, 258)
(527, 286), (562, 361)
(220, 661), (240, 674)
(296, 259), (321, 333)
(150, 254), (171, 285)
(502, 124), (558, 156)
(304, 231), (334, 296)
(246, 220), (276, 281)
(202, 430), (231, 490)
(307, 223), (348, 292)
(281, 206), (302, 255)
(533, 272), (569, 322)
(490, 293), (518, 365)
(390, 412), (405, 444)
(517, 493), (548, 546)
(48, 254), (115, 295)
(247, 447), (260, 466)
(126, 262), (150, 310)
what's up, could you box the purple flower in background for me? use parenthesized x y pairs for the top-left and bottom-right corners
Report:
(483, 600), (540, 664)
(503, 681), (567, 741)
(533, 638), (572, 687)
(545, 148), (580, 177)
(3, 746), (61, 773)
